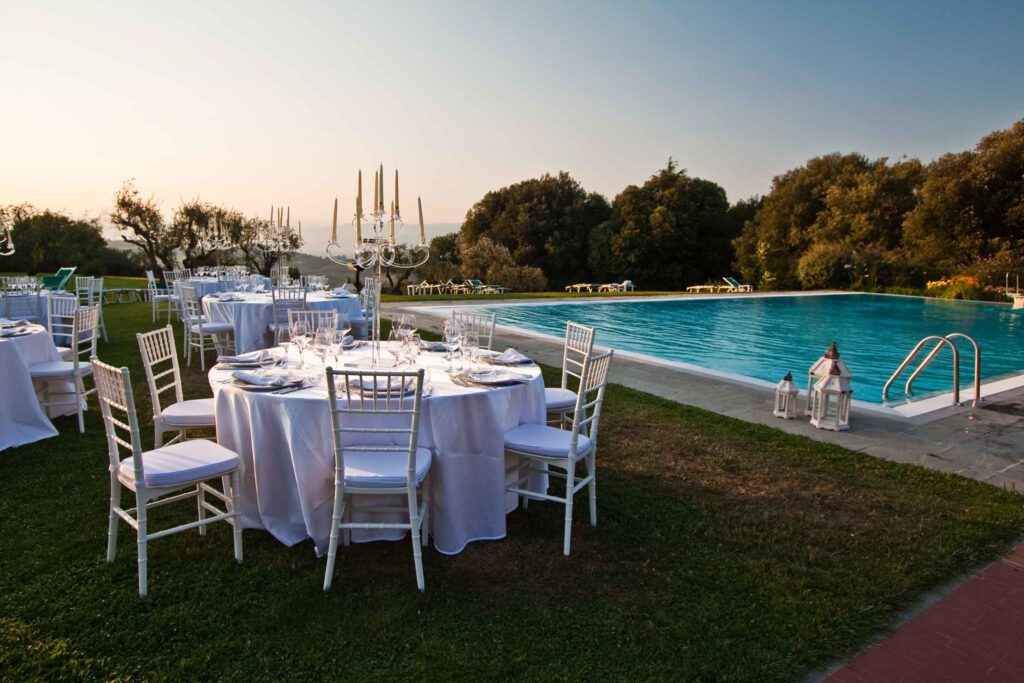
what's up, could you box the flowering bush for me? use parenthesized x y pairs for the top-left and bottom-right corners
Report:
(925, 275), (1002, 301)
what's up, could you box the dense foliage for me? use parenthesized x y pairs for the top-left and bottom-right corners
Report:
(590, 160), (732, 290)
(4, 208), (141, 276)
(460, 172), (610, 289)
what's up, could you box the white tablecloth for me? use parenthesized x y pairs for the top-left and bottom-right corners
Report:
(208, 347), (545, 555)
(2, 290), (75, 322)
(203, 293), (365, 354)
(173, 276), (272, 301)
(0, 326), (78, 451)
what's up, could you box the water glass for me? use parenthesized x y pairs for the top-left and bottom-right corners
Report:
(442, 320), (459, 372)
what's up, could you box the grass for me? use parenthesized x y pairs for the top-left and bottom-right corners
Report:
(2, 302), (1023, 680)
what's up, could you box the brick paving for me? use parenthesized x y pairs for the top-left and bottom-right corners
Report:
(825, 543), (1024, 683)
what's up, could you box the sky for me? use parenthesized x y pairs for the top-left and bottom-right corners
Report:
(2, 0), (1023, 252)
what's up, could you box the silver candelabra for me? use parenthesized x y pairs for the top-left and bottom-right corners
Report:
(325, 168), (429, 366)
(0, 218), (14, 257)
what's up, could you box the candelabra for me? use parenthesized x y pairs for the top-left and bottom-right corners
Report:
(0, 218), (14, 257)
(326, 167), (429, 367)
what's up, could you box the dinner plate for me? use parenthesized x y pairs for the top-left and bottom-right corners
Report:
(231, 378), (302, 392)
(465, 370), (531, 386)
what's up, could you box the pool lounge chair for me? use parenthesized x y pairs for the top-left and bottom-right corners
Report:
(722, 277), (753, 293)
(685, 283), (718, 293)
(41, 266), (77, 291)
(446, 278), (471, 294)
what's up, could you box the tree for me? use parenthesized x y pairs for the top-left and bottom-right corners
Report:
(903, 118), (1024, 270)
(416, 232), (461, 283)
(459, 236), (547, 291)
(6, 210), (142, 276)
(232, 217), (302, 276)
(170, 199), (222, 270)
(732, 153), (874, 289)
(460, 172), (611, 288)
(595, 162), (731, 290)
(110, 179), (178, 274)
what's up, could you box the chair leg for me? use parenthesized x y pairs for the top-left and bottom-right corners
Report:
(323, 487), (345, 591)
(420, 480), (431, 548)
(137, 494), (149, 597)
(587, 453), (597, 527)
(106, 477), (121, 562)
(75, 375), (85, 434)
(199, 332), (206, 371)
(563, 462), (575, 556)
(229, 472), (243, 563)
(154, 422), (163, 449)
(408, 488), (425, 591)
(197, 483), (207, 536)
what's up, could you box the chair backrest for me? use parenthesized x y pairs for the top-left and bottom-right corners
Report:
(359, 277), (382, 321)
(70, 305), (100, 371)
(451, 310), (496, 350)
(179, 284), (203, 322)
(271, 286), (306, 326)
(2, 279), (41, 320)
(47, 294), (78, 339)
(325, 367), (425, 488)
(288, 308), (338, 333)
(722, 277), (739, 289)
(217, 274), (239, 293)
(92, 357), (145, 485)
(568, 349), (614, 454)
(76, 276), (96, 306)
(92, 277), (105, 305)
(272, 265), (290, 286)
(560, 321), (596, 390)
(136, 325), (184, 418)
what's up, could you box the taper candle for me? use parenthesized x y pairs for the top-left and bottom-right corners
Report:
(278, 207), (283, 227)
(298, 220), (301, 238)
(331, 197), (338, 241)
(373, 170), (378, 214)
(389, 201), (395, 243)
(394, 169), (399, 215)
(355, 195), (362, 245)
(418, 196), (425, 244)
(357, 169), (363, 214)
(379, 163), (384, 211)
(286, 206), (290, 228)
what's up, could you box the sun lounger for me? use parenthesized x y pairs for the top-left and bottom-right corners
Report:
(41, 266), (76, 291)
(722, 277), (753, 293)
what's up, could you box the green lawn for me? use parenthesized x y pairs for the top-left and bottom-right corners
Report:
(2, 303), (1023, 680)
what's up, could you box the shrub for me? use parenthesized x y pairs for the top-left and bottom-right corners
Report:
(796, 243), (850, 289)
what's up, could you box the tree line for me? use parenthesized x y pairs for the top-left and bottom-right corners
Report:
(429, 118), (1024, 293)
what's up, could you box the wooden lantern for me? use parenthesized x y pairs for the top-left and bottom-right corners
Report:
(809, 365), (853, 431)
(773, 372), (799, 419)
(805, 342), (852, 415)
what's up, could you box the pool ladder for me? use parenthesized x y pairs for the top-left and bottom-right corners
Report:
(882, 333), (981, 407)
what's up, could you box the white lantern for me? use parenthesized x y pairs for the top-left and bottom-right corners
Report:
(805, 341), (852, 415)
(809, 365), (853, 431)
(773, 372), (799, 419)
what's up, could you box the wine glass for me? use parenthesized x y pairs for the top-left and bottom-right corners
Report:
(404, 333), (421, 366)
(463, 331), (480, 373)
(314, 329), (332, 368)
(442, 320), (459, 373)
(387, 328), (404, 366)
(290, 320), (309, 369)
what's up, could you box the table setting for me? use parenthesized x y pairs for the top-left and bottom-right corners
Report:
(206, 333), (546, 556)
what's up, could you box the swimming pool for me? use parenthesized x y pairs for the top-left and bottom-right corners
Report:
(449, 293), (1024, 406)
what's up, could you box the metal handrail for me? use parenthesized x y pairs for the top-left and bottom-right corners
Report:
(903, 333), (981, 407)
(882, 335), (960, 405)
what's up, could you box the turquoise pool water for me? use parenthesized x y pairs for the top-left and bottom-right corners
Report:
(462, 294), (1024, 404)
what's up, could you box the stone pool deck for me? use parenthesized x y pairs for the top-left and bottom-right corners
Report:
(392, 299), (1024, 492)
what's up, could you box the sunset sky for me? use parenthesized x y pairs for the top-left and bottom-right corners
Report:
(2, 0), (1022, 251)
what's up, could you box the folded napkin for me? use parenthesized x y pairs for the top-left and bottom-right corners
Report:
(218, 350), (267, 364)
(231, 370), (296, 387)
(492, 348), (532, 365)
(0, 326), (33, 337)
(0, 318), (28, 330)
(341, 335), (355, 347)
(420, 340), (450, 352)
(331, 287), (354, 296)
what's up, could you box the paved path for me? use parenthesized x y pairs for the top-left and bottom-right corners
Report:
(823, 543), (1024, 683)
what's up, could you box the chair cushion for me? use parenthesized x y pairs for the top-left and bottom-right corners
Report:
(118, 439), (239, 489)
(55, 345), (74, 359)
(504, 423), (591, 459)
(151, 293), (171, 301)
(190, 321), (234, 334)
(29, 360), (92, 378)
(160, 398), (216, 427)
(268, 321), (288, 331)
(544, 387), (578, 411)
(342, 446), (432, 488)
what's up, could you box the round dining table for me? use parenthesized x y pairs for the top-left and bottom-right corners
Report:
(207, 344), (546, 556)
(174, 276), (272, 301)
(203, 292), (365, 354)
(0, 323), (80, 451)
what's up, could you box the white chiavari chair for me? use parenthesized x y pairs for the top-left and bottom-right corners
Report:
(269, 286), (306, 344)
(92, 357), (242, 597)
(180, 284), (234, 370)
(505, 349), (613, 555)
(28, 304), (99, 433)
(146, 270), (174, 323)
(137, 325), (217, 447)
(323, 367), (431, 592)
(545, 321), (596, 427)
(450, 310), (496, 350)
(46, 294), (78, 360)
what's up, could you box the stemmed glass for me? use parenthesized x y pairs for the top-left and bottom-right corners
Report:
(313, 329), (332, 368)
(442, 320), (459, 373)
(387, 328), (404, 366)
(290, 320), (309, 369)
(463, 331), (480, 373)
(404, 333), (421, 366)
